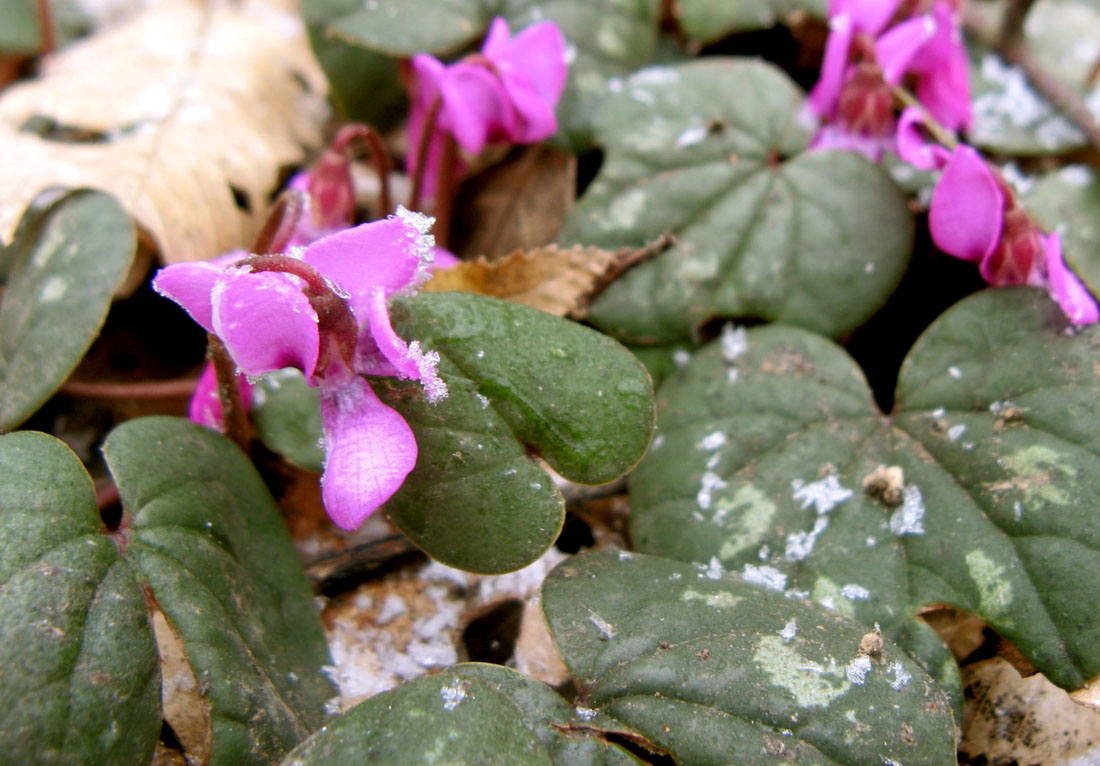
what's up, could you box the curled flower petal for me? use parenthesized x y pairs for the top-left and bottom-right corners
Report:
(896, 107), (951, 170)
(486, 19), (567, 140)
(838, 0), (905, 36)
(929, 145), (1004, 262)
(440, 64), (512, 153)
(212, 270), (320, 380)
(187, 362), (254, 431)
(320, 375), (418, 530)
(302, 217), (430, 320)
(876, 15), (934, 85)
(807, 13), (854, 119)
(358, 287), (448, 402)
(910, 3), (972, 131)
(152, 252), (246, 332)
(1045, 233), (1100, 325)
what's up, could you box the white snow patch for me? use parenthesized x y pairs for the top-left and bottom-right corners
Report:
(375, 594), (407, 626)
(785, 517), (829, 562)
(697, 471), (728, 510)
(841, 584), (871, 601)
(888, 661), (912, 690)
(720, 324), (748, 362)
(742, 564), (788, 592)
(700, 556), (725, 581)
(440, 680), (467, 710)
(947, 423), (967, 442)
(675, 124), (709, 148)
(791, 475), (853, 515)
(699, 431), (727, 451)
(1061, 164), (1094, 187)
(846, 654), (873, 684)
(948, 366), (963, 379)
(889, 485), (927, 536)
(779, 620), (798, 640)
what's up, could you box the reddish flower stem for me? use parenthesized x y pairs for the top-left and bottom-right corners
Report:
(252, 189), (306, 255)
(432, 134), (457, 250)
(208, 334), (252, 455)
(333, 123), (393, 216)
(407, 94), (443, 212)
(60, 377), (198, 399)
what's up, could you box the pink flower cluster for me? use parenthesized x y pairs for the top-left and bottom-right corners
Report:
(806, 0), (970, 159)
(407, 17), (569, 195)
(898, 109), (1098, 324)
(155, 210), (447, 530)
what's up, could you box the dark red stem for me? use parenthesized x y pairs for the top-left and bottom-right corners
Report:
(332, 123), (393, 216)
(208, 335), (252, 455)
(252, 189), (306, 255)
(408, 94), (443, 212)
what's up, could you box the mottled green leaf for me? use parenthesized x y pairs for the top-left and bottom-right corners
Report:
(673, 0), (824, 41)
(968, 0), (1100, 155)
(377, 291), (654, 572)
(1025, 163), (1100, 299)
(104, 417), (334, 765)
(280, 667), (551, 765)
(558, 58), (913, 345)
(0, 189), (135, 431)
(630, 287), (1100, 696)
(253, 369), (325, 472)
(0, 432), (160, 766)
(301, 0), (661, 147)
(542, 551), (957, 765)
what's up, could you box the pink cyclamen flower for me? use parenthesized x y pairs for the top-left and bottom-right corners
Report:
(154, 209), (448, 529)
(806, 0), (970, 159)
(407, 17), (568, 196)
(898, 108), (1098, 325)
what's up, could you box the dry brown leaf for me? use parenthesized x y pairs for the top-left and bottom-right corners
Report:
(423, 238), (671, 318)
(451, 144), (577, 259)
(0, 0), (328, 264)
(961, 658), (1100, 765)
(152, 606), (211, 765)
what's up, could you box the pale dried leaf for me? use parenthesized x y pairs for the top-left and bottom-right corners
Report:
(962, 658), (1100, 765)
(513, 598), (569, 688)
(0, 0), (328, 264)
(452, 144), (577, 259)
(153, 606), (211, 766)
(424, 243), (644, 318)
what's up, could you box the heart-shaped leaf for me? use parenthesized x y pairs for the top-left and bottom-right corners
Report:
(630, 287), (1100, 695)
(1025, 163), (1100, 299)
(0, 432), (160, 765)
(557, 58), (913, 345)
(103, 417), (335, 764)
(378, 291), (655, 573)
(281, 663), (644, 765)
(301, 0), (661, 147)
(673, 0), (824, 41)
(0, 189), (135, 431)
(0, 418), (334, 765)
(542, 551), (958, 765)
(967, 0), (1100, 155)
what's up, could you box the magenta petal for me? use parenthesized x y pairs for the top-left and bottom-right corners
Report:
(481, 16), (512, 57)
(187, 362), (254, 431)
(847, 0), (904, 35)
(929, 145), (1004, 262)
(896, 107), (951, 170)
(490, 21), (568, 108)
(1045, 234), (1100, 325)
(302, 217), (428, 319)
(876, 15), (934, 85)
(153, 261), (230, 333)
(440, 64), (510, 153)
(319, 376), (417, 530)
(212, 270), (320, 379)
(360, 287), (448, 401)
(807, 14), (854, 119)
(499, 74), (558, 142)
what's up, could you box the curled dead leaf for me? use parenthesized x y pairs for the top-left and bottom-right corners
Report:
(152, 605), (211, 765)
(423, 235), (673, 318)
(0, 0), (328, 264)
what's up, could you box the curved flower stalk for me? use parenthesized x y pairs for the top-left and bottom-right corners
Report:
(805, 0), (970, 159)
(406, 16), (569, 199)
(898, 108), (1098, 325)
(154, 209), (449, 529)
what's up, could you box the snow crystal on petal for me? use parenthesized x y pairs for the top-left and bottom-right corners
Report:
(405, 340), (448, 402)
(395, 205), (438, 286)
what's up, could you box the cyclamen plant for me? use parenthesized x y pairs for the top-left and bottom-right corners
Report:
(154, 210), (447, 529)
